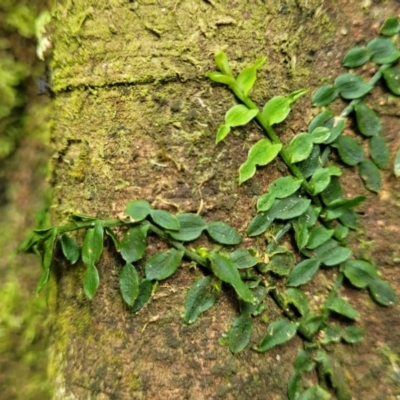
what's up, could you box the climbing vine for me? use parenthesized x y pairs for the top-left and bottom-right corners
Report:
(23, 17), (400, 399)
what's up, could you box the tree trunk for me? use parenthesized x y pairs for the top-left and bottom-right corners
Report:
(48, 1), (400, 399)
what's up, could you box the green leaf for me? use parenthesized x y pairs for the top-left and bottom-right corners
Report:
(293, 222), (309, 250)
(294, 349), (315, 372)
(230, 249), (259, 269)
(150, 209), (180, 231)
(321, 177), (343, 206)
(209, 252), (255, 303)
(168, 213), (207, 241)
(334, 73), (372, 99)
(306, 225), (334, 249)
(341, 326), (364, 344)
(60, 233), (80, 264)
(358, 160), (381, 192)
(225, 104), (258, 127)
(366, 37), (400, 64)
(298, 386), (331, 400)
(81, 221), (104, 266)
(257, 192), (276, 212)
(312, 85), (338, 106)
(270, 195), (311, 220)
(285, 288), (310, 316)
(145, 249), (184, 281)
(287, 258), (320, 287)
(324, 196), (366, 220)
(207, 72), (236, 86)
(380, 17), (400, 36)
(287, 89), (308, 102)
(395, 147), (400, 177)
(287, 133), (314, 163)
(308, 110), (335, 132)
(214, 51), (233, 77)
(236, 57), (266, 97)
(262, 96), (291, 126)
(342, 260), (380, 288)
(239, 285), (267, 316)
(125, 200), (152, 222)
(247, 212), (274, 237)
(83, 263), (100, 300)
(183, 276), (217, 324)
(342, 46), (371, 68)
(333, 223), (349, 241)
(265, 251), (295, 276)
(370, 136), (389, 169)
(323, 117), (346, 144)
(354, 101), (381, 137)
(382, 67), (400, 96)
(216, 124), (231, 143)
(298, 205), (321, 228)
(288, 372), (301, 400)
(239, 140), (282, 184)
(334, 135), (365, 166)
(105, 228), (121, 251)
(309, 168), (332, 195)
(319, 323), (342, 345)
(120, 224), (149, 264)
(297, 145), (322, 178)
(256, 318), (298, 352)
(228, 314), (254, 354)
(309, 127), (331, 144)
(315, 240), (351, 266)
(368, 279), (397, 306)
(131, 279), (153, 313)
(36, 229), (57, 294)
(119, 263), (139, 306)
(207, 221), (241, 245)
(270, 176), (303, 198)
(300, 314), (323, 335)
(328, 297), (360, 320)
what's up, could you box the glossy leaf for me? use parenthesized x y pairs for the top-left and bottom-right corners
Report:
(119, 263), (139, 306)
(207, 221), (241, 245)
(168, 213), (207, 241)
(358, 160), (381, 192)
(306, 225), (334, 249)
(312, 85), (338, 106)
(354, 101), (381, 137)
(60, 233), (80, 265)
(287, 258), (320, 287)
(239, 140), (282, 184)
(334, 135), (365, 166)
(150, 209), (180, 231)
(145, 249), (184, 281)
(247, 212), (274, 237)
(256, 318), (298, 352)
(328, 297), (360, 320)
(366, 37), (400, 64)
(287, 133), (314, 163)
(334, 73), (372, 99)
(125, 200), (152, 222)
(370, 136), (389, 169)
(120, 224), (149, 264)
(207, 72), (236, 86)
(228, 314), (254, 354)
(342, 260), (380, 288)
(214, 51), (233, 76)
(131, 279), (153, 313)
(341, 326), (364, 344)
(216, 124), (231, 143)
(382, 67), (400, 95)
(270, 195), (311, 220)
(342, 46), (371, 68)
(324, 195), (366, 220)
(183, 276), (217, 324)
(83, 263), (100, 300)
(395, 147), (400, 177)
(380, 17), (400, 36)
(230, 249), (258, 269)
(315, 240), (351, 266)
(368, 279), (397, 306)
(209, 252), (255, 303)
(236, 57), (266, 97)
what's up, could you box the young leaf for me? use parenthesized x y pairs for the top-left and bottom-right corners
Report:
(183, 276), (217, 324)
(207, 72), (236, 86)
(342, 260), (380, 288)
(286, 133), (314, 163)
(366, 37), (400, 64)
(334, 73), (372, 99)
(131, 279), (153, 313)
(342, 47), (371, 68)
(287, 258), (320, 287)
(269, 176), (303, 198)
(328, 297), (360, 320)
(119, 263), (139, 306)
(82, 222), (104, 266)
(380, 17), (400, 36)
(214, 51), (233, 77)
(150, 209), (180, 231)
(168, 213), (207, 241)
(262, 96), (291, 126)
(145, 249), (184, 281)
(354, 101), (381, 137)
(334, 135), (365, 166)
(341, 326), (364, 344)
(83, 263), (100, 300)
(120, 224), (149, 264)
(236, 57), (266, 97)
(368, 279), (397, 306)
(256, 318), (298, 352)
(309, 127), (331, 144)
(247, 212), (274, 237)
(230, 249), (258, 269)
(312, 85), (338, 106)
(60, 233), (80, 265)
(306, 225), (334, 249)
(358, 160), (381, 192)
(216, 124), (231, 143)
(207, 221), (241, 245)
(125, 200), (152, 222)
(225, 104), (258, 127)
(369, 136), (389, 169)
(209, 252), (255, 303)
(239, 140), (282, 184)
(228, 314), (254, 354)
(382, 67), (400, 95)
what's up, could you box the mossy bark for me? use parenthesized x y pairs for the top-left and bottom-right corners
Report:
(48, 1), (357, 398)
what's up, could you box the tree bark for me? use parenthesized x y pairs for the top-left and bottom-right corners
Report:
(48, 1), (400, 399)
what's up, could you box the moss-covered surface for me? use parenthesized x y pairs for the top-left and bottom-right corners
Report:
(47, 0), (400, 399)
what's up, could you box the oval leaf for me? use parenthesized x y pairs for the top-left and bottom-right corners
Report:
(119, 263), (139, 306)
(228, 314), (254, 354)
(306, 225), (334, 249)
(334, 73), (372, 99)
(236, 57), (266, 97)
(366, 37), (400, 64)
(83, 263), (100, 300)
(368, 279), (397, 306)
(82, 222), (104, 266)
(328, 297), (360, 320)
(341, 326), (365, 344)
(270, 195), (311, 220)
(262, 96), (291, 126)
(354, 101), (381, 137)
(125, 200), (152, 222)
(370, 135), (389, 169)
(382, 67), (400, 96)
(342, 46), (371, 68)
(380, 17), (400, 36)
(225, 104), (258, 127)
(145, 249), (184, 281)
(287, 133), (314, 163)
(247, 212), (274, 237)
(120, 224), (149, 264)
(230, 249), (259, 269)
(342, 259), (380, 288)
(269, 176), (303, 199)
(312, 85), (338, 107)
(315, 241), (351, 266)
(256, 318), (298, 352)
(168, 213), (207, 241)
(207, 221), (241, 245)
(334, 135), (365, 166)
(216, 124), (231, 143)
(358, 160), (381, 192)
(287, 258), (320, 287)
(131, 279), (153, 313)
(150, 209), (180, 231)
(60, 233), (80, 265)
